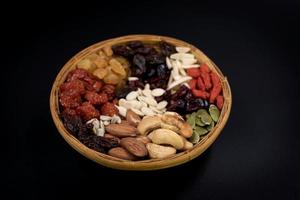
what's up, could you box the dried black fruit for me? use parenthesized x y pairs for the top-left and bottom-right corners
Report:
(93, 136), (119, 149)
(127, 41), (144, 49)
(146, 68), (156, 78)
(160, 41), (176, 57)
(185, 91), (194, 101)
(135, 47), (156, 55)
(112, 44), (134, 58)
(186, 98), (205, 112)
(60, 112), (83, 137)
(156, 64), (169, 78)
(115, 86), (133, 99)
(133, 54), (146, 75)
(146, 54), (165, 65)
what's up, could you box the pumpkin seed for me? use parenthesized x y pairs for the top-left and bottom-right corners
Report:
(209, 104), (220, 122)
(195, 117), (205, 127)
(194, 126), (208, 136)
(206, 120), (215, 131)
(189, 132), (200, 144)
(186, 112), (196, 128)
(197, 109), (212, 125)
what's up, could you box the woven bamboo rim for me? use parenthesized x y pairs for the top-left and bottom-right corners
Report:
(50, 34), (232, 170)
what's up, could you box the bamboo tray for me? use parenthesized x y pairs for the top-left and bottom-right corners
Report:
(50, 34), (232, 170)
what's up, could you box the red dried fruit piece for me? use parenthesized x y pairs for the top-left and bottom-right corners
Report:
(209, 83), (222, 103)
(101, 84), (115, 101)
(216, 95), (224, 110)
(197, 77), (205, 91)
(66, 69), (90, 82)
(210, 72), (220, 86)
(187, 68), (201, 78)
(59, 91), (82, 108)
(92, 81), (103, 92)
(200, 72), (212, 90)
(85, 91), (108, 105)
(62, 108), (77, 116)
(59, 79), (85, 95)
(192, 89), (209, 99)
(101, 102), (119, 117)
(188, 79), (197, 89)
(76, 102), (100, 121)
(199, 63), (211, 73)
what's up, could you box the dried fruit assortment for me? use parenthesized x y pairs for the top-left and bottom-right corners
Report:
(58, 40), (224, 161)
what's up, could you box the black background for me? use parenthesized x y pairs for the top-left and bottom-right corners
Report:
(6, 1), (300, 199)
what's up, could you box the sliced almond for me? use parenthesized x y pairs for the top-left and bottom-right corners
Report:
(182, 64), (200, 69)
(128, 77), (139, 81)
(166, 57), (172, 69)
(170, 53), (194, 60)
(167, 76), (192, 90)
(181, 58), (197, 65)
(176, 46), (191, 53)
(142, 89), (152, 97)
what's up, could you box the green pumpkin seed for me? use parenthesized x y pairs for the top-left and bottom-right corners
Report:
(187, 112), (196, 129)
(195, 117), (205, 126)
(206, 120), (215, 131)
(197, 109), (212, 125)
(194, 126), (208, 136)
(189, 131), (200, 144)
(209, 105), (220, 122)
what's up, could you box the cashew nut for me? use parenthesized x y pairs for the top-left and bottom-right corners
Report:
(181, 136), (193, 150)
(161, 114), (193, 138)
(150, 129), (184, 150)
(160, 122), (180, 133)
(146, 143), (176, 159)
(137, 116), (162, 135)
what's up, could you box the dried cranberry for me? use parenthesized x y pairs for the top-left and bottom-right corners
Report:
(160, 41), (176, 57)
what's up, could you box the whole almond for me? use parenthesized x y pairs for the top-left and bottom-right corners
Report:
(120, 137), (148, 157)
(105, 124), (138, 137)
(104, 133), (120, 144)
(108, 147), (137, 161)
(136, 135), (152, 145)
(126, 109), (141, 127)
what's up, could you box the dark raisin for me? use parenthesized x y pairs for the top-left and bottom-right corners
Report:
(146, 68), (157, 78)
(112, 44), (134, 58)
(160, 41), (176, 57)
(60, 112), (83, 136)
(93, 136), (119, 149)
(156, 64), (169, 78)
(127, 41), (144, 49)
(133, 54), (146, 75)
(115, 86), (133, 99)
(186, 98), (205, 112)
(146, 54), (165, 65)
(135, 47), (155, 55)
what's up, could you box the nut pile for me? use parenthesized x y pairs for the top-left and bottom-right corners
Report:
(58, 40), (224, 161)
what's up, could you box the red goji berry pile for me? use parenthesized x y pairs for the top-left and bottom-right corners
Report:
(187, 64), (224, 109)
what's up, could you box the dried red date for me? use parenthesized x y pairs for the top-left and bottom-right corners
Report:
(59, 91), (82, 108)
(85, 91), (108, 105)
(76, 102), (100, 121)
(60, 79), (85, 95)
(101, 102), (119, 116)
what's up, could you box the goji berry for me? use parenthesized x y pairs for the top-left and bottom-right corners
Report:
(188, 79), (197, 89)
(216, 95), (224, 110)
(200, 72), (212, 90)
(199, 63), (211, 74)
(210, 72), (220, 86)
(209, 84), (222, 103)
(187, 68), (201, 78)
(192, 89), (209, 99)
(197, 77), (205, 91)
